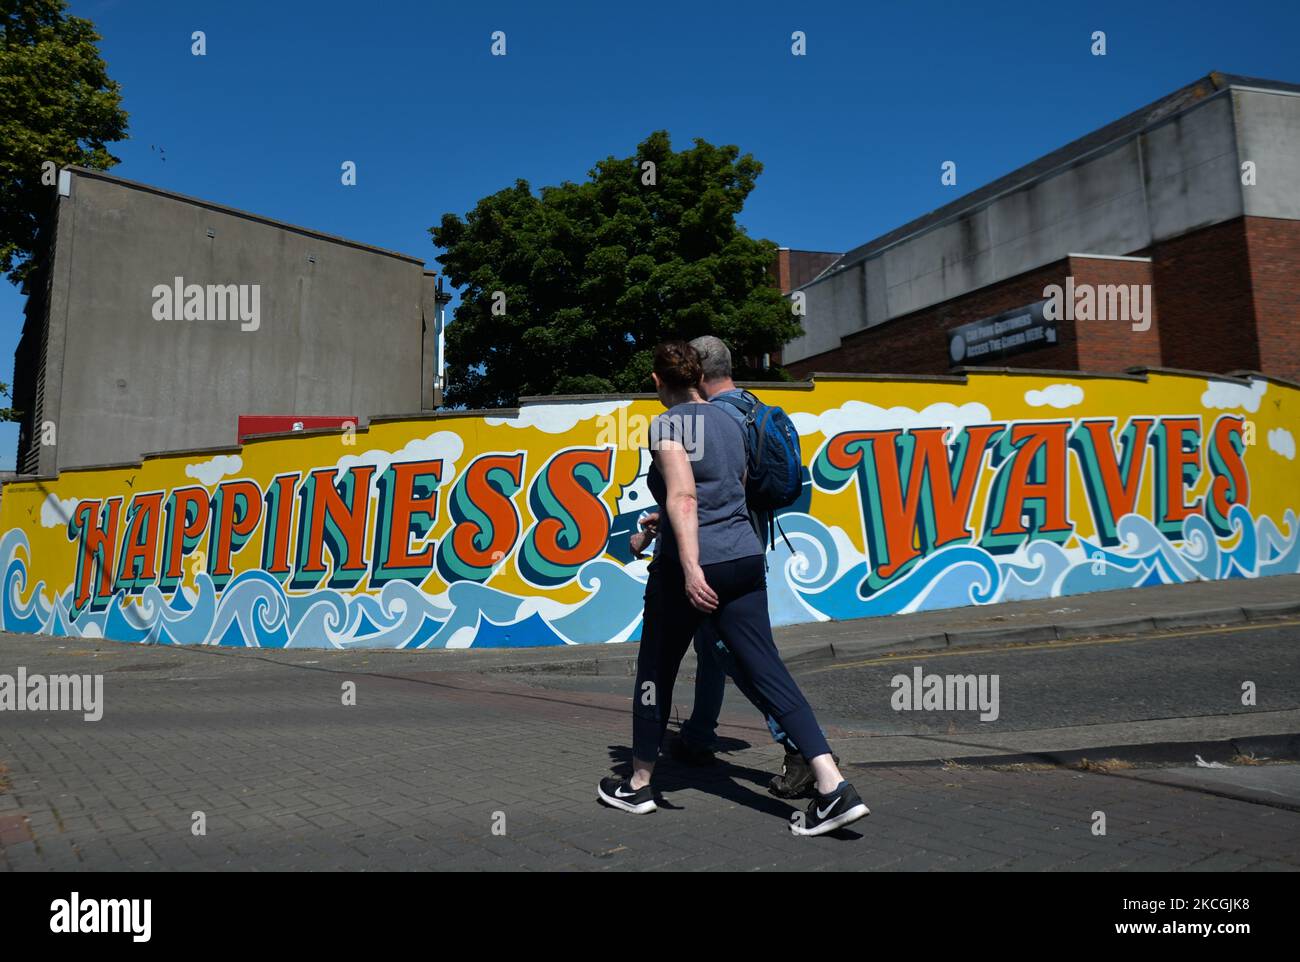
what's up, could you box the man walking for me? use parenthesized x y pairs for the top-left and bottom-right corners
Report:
(659, 335), (833, 797)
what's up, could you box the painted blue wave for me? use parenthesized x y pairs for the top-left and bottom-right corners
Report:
(551, 560), (646, 644)
(3, 504), (1299, 648)
(998, 541), (1073, 601)
(796, 545), (1000, 621)
(765, 513), (842, 626)
(0, 528), (654, 650)
(1, 528), (51, 634)
(790, 508), (1300, 620)
(1258, 510), (1300, 576)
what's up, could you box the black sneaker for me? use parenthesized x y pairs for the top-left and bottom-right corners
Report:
(790, 780), (869, 836)
(768, 748), (840, 799)
(669, 734), (716, 766)
(597, 775), (657, 814)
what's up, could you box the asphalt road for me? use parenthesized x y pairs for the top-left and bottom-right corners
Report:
(514, 620), (1300, 737)
(2, 621), (1299, 871)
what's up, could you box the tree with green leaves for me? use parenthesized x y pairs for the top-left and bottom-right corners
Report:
(0, 0), (128, 287)
(0, 381), (17, 421)
(431, 131), (801, 408)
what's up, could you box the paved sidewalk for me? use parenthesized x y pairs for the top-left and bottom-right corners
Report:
(1, 630), (1298, 871)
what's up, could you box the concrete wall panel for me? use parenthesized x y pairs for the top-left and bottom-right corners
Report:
(1234, 89), (1300, 220)
(49, 173), (427, 470)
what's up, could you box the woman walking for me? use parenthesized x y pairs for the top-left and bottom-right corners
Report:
(597, 342), (869, 836)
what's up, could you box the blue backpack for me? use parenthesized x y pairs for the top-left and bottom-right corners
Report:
(713, 390), (803, 550)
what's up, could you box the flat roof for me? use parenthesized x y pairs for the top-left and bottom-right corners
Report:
(65, 166), (429, 266)
(814, 72), (1300, 283)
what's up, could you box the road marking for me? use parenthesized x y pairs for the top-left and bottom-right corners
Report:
(810, 617), (1300, 673)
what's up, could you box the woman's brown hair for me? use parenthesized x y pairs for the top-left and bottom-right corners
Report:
(653, 341), (703, 390)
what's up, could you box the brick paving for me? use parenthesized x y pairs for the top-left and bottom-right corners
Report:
(1, 635), (1298, 871)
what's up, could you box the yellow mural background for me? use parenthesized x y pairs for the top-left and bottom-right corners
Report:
(1, 369), (1297, 647)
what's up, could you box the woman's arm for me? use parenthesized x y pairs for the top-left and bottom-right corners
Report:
(629, 511), (659, 558)
(655, 440), (719, 612)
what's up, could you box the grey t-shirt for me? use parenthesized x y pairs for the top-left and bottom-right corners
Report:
(647, 400), (762, 567)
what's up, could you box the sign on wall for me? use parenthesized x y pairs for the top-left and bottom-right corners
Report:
(1, 371), (1296, 649)
(948, 300), (1058, 365)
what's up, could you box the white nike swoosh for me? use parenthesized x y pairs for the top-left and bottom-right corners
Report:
(615, 786), (638, 798)
(816, 799), (840, 819)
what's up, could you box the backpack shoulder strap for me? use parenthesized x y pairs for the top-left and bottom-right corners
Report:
(712, 392), (757, 419)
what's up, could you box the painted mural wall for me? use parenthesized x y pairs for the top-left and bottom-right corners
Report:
(1, 371), (1297, 649)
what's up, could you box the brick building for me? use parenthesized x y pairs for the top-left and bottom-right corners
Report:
(781, 73), (1300, 381)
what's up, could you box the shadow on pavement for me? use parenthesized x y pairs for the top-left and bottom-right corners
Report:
(600, 743), (868, 839)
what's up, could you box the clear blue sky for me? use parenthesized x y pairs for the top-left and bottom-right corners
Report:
(3, 0), (1297, 468)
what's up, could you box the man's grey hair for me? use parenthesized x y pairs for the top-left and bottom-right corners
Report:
(689, 335), (733, 382)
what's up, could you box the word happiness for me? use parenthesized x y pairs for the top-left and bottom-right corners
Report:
(62, 413), (1250, 615)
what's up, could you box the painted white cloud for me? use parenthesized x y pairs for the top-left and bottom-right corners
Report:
(40, 494), (78, 528)
(1268, 427), (1296, 461)
(486, 399), (631, 434)
(1025, 383), (1084, 409)
(185, 454), (243, 486)
(789, 400), (993, 438)
(615, 448), (654, 517)
(1201, 379), (1267, 413)
(335, 430), (465, 491)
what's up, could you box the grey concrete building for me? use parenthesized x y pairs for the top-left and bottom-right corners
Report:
(13, 167), (447, 475)
(781, 73), (1300, 381)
